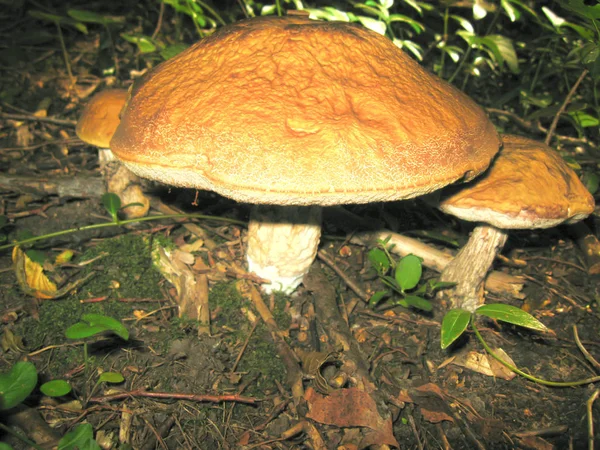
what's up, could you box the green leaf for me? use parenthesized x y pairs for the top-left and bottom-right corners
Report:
(401, 295), (432, 312)
(28, 10), (88, 34)
(486, 34), (519, 74)
(582, 171), (599, 195)
(368, 290), (389, 307)
(120, 33), (157, 53)
(25, 249), (46, 265)
(101, 193), (121, 222)
(368, 248), (390, 275)
(0, 361), (38, 410)
(98, 372), (124, 384)
(450, 14), (474, 33)
(67, 9), (125, 25)
(501, 0), (520, 22)
(569, 111), (600, 128)
(388, 14), (425, 34)
(476, 304), (548, 331)
(81, 314), (129, 340)
(40, 380), (72, 397)
(160, 43), (189, 60)
(395, 254), (422, 291)
(0, 443), (14, 450)
(356, 16), (387, 35)
(441, 309), (472, 349)
(65, 314), (129, 341)
(65, 322), (108, 340)
(58, 423), (101, 450)
(558, 0), (600, 20)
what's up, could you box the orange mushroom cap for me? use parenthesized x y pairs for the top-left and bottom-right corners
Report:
(440, 134), (595, 229)
(111, 16), (500, 206)
(76, 89), (128, 148)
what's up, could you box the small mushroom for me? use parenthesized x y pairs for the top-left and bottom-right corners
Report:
(76, 89), (128, 167)
(76, 89), (150, 219)
(111, 16), (501, 293)
(438, 134), (595, 311)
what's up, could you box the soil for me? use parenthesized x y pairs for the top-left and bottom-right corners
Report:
(1, 2), (599, 449)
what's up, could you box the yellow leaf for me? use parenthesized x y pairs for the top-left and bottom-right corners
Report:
(55, 249), (74, 264)
(13, 246), (57, 299)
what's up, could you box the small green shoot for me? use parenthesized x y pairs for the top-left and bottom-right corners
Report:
(65, 313), (128, 397)
(65, 313), (129, 341)
(0, 361), (38, 410)
(101, 192), (121, 223)
(368, 241), (454, 312)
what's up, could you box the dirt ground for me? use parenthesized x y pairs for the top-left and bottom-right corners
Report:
(1, 3), (600, 450)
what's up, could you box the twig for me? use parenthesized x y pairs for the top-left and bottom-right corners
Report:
(316, 249), (369, 302)
(587, 389), (600, 450)
(0, 138), (82, 153)
(89, 388), (259, 405)
(545, 69), (589, 146)
(231, 319), (258, 373)
(573, 325), (600, 371)
(486, 108), (597, 149)
(0, 112), (76, 127)
(151, 1), (165, 40)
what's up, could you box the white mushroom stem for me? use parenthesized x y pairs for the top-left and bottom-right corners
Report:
(97, 148), (116, 168)
(246, 205), (322, 294)
(439, 225), (508, 312)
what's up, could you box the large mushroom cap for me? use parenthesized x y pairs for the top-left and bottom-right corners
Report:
(111, 16), (500, 206)
(440, 134), (595, 229)
(76, 89), (128, 148)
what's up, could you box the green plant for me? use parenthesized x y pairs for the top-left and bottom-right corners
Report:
(367, 238), (455, 311)
(441, 303), (600, 387)
(0, 362), (99, 450)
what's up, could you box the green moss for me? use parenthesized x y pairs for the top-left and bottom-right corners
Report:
(16, 234), (165, 369)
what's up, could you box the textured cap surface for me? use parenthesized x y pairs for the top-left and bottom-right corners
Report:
(77, 89), (128, 148)
(111, 16), (500, 206)
(440, 134), (595, 228)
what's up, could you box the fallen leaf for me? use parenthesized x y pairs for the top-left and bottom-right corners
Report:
(451, 349), (516, 380)
(305, 387), (398, 448)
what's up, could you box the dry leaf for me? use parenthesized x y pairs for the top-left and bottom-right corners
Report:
(305, 387), (399, 448)
(451, 349), (516, 380)
(13, 246), (57, 299)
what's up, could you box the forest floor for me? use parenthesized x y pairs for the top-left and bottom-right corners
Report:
(1, 3), (600, 450)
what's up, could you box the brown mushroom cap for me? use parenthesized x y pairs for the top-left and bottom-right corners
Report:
(111, 16), (500, 206)
(440, 134), (595, 229)
(77, 89), (128, 148)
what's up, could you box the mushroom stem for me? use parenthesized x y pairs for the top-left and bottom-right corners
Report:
(246, 205), (322, 294)
(439, 225), (508, 312)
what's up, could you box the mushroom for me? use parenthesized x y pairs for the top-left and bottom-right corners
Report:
(110, 16), (501, 293)
(438, 134), (595, 311)
(76, 89), (150, 219)
(76, 89), (128, 167)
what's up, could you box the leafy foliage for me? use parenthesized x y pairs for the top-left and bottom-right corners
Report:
(368, 239), (454, 312)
